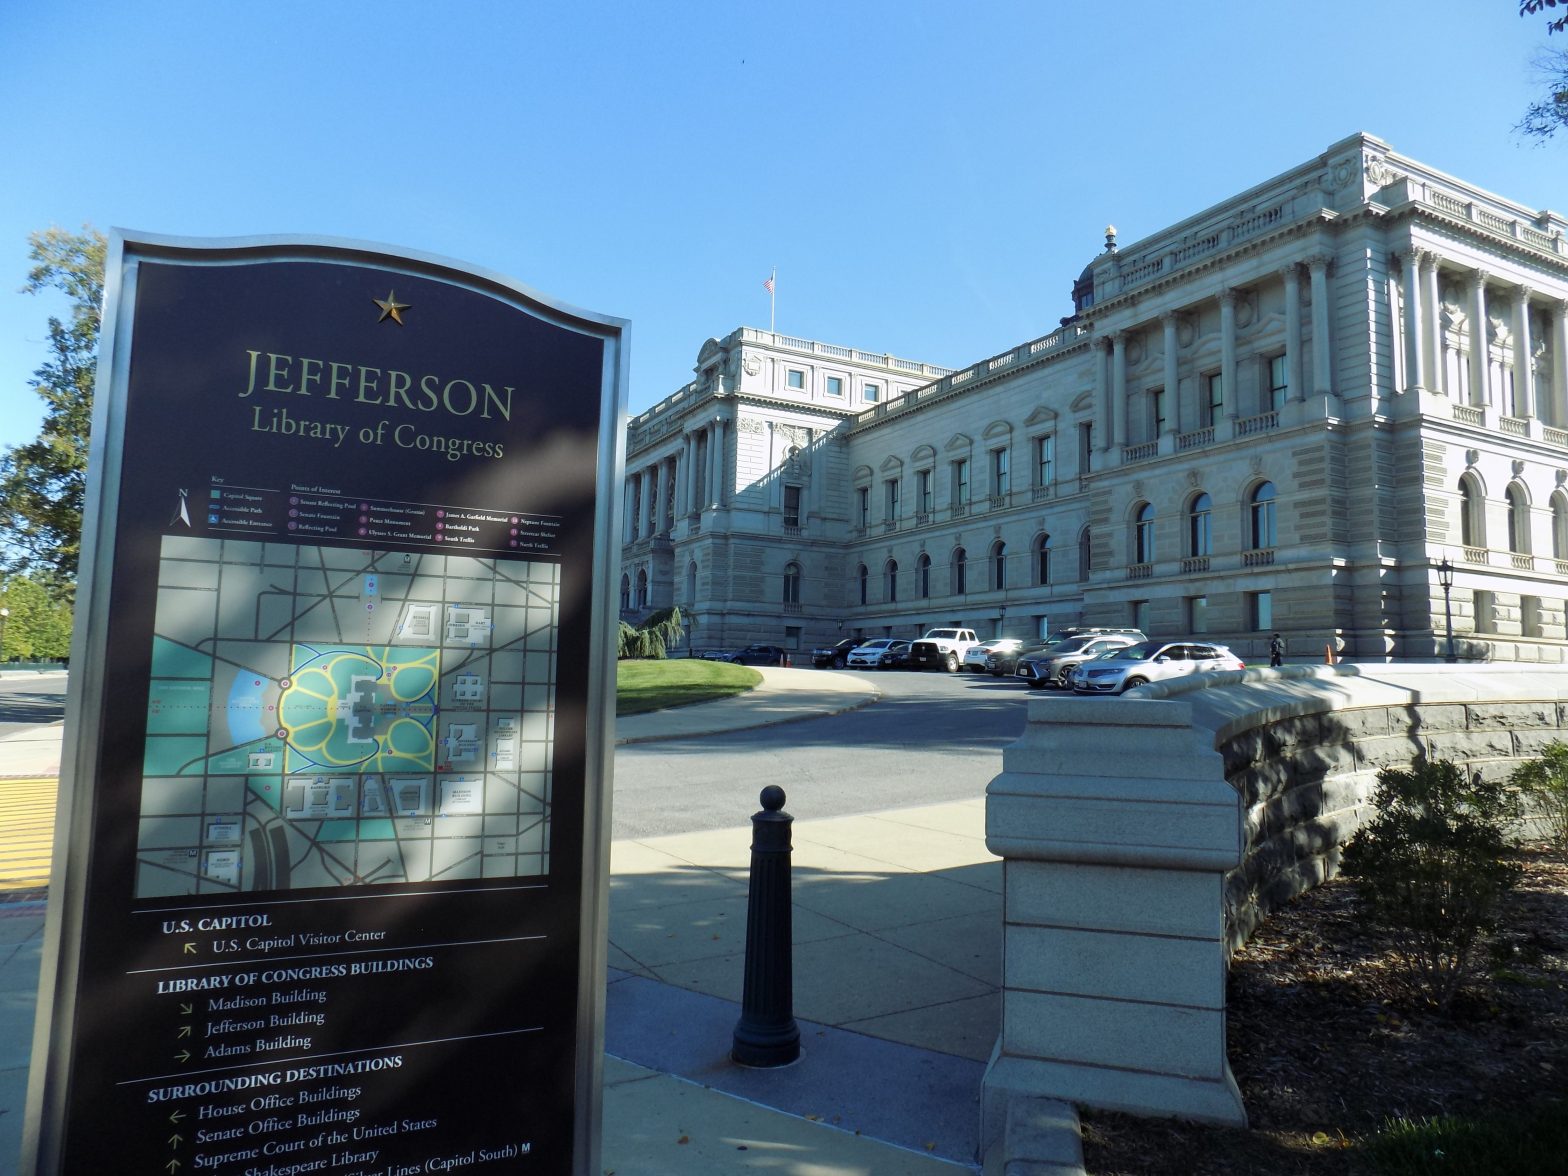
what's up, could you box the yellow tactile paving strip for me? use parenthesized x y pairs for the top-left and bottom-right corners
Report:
(0, 777), (58, 893)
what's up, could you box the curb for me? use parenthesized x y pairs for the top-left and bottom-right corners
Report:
(614, 688), (879, 745)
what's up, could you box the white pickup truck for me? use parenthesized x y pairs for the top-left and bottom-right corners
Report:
(907, 627), (981, 672)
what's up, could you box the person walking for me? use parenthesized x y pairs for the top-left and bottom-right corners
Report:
(1269, 633), (1285, 667)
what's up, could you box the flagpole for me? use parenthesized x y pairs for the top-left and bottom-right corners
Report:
(769, 267), (776, 335)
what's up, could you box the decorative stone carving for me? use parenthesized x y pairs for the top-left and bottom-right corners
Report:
(1328, 155), (1358, 191)
(741, 353), (761, 376)
(1177, 318), (1197, 349)
(1513, 460), (1527, 477)
(1186, 469), (1202, 487)
(1466, 449), (1480, 467)
(1132, 481), (1145, 498)
(1250, 455), (1264, 475)
(1556, 469), (1567, 487)
(737, 416), (765, 435)
(1365, 157), (1405, 188)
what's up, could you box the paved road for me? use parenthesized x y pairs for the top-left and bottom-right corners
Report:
(0, 672), (67, 738)
(611, 668), (1043, 839)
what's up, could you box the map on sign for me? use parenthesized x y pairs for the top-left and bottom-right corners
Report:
(135, 536), (558, 897)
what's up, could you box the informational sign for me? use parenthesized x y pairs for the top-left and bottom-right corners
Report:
(23, 235), (625, 1175)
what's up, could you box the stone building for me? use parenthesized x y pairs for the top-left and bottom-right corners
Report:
(620, 132), (1568, 663)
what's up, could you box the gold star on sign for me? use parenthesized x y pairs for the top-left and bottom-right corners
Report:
(373, 291), (410, 325)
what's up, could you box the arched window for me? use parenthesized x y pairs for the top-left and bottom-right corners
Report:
(1078, 527), (1092, 579)
(635, 569), (648, 609)
(857, 564), (868, 606)
(953, 547), (967, 595)
(1134, 502), (1155, 564)
(916, 553), (931, 598)
(619, 574), (630, 612)
(991, 540), (1007, 590)
(1036, 534), (1052, 585)
(782, 562), (801, 605)
(686, 560), (698, 603)
(1189, 493), (1213, 557)
(1507, 484), (1530, 554)
(1250, 481), (1277, 550)
(885, 559), (899, 603)
(1553, 494), (1568, 560)
(1460, 475), (1484, 548)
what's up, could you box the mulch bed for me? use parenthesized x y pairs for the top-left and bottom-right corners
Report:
(1079, 844), (1568, 1175)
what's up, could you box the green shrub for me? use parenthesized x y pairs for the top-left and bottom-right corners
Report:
(1367, 1101), (1568, 1175)
(1339, 758), (1523, 1011)
(1509, 739), (1568, 849)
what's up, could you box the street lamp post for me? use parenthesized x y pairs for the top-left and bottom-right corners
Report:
(998, 602), (1007, 637)
(1436, 558), (1456, 664)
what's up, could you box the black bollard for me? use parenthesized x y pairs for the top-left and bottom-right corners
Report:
(731, 785), (800, 1066)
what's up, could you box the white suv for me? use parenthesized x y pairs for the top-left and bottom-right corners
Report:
(1069, 640), (1245, 694)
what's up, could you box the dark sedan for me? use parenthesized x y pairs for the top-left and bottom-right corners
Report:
(727, 644), (788, 666)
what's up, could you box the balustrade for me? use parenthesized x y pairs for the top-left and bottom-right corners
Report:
(1176, 427), (1214, 452)
(1032, 484), (1052, 502)
(1236, 411), (1278, 437)
(1463, 546), (1488, 565)
(1181, 556), (1211, 574)
(1122, 440), (1158, 462)
(1500, 416), (1529, 437)
(1242, 549), (1275, 567)
(1545, 427), (1568, 449)
(1126, 563), (1152, 580)
(1512, 553), (1535, 571)
(1452, 404), (1484, 426)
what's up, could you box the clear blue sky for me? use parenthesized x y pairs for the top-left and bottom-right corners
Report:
(1, 1), (1564, 457)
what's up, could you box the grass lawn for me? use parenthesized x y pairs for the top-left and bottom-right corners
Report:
(616, 658), (762, 716)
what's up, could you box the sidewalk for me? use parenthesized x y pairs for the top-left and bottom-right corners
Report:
(2, 668), (1010, 1174)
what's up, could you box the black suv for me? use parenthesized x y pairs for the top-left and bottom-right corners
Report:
(1015, 631), (1146, 689)
(812, 638), (859, 668)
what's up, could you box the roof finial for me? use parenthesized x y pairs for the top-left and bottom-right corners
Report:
(1104, 224), (1118, 253)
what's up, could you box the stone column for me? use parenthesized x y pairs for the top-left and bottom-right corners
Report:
(1308, 255), (1333, 397)
(1468, 271), (1490, 407)
(1095, 336), (1112, 453)
(1422, 253), (1443, 394)
(714, 417), (729, 506)
(1400, 248), (1425, 394)
(982, 698), (1246, 1130)
(1111, 332), (1128, 451)
(1219, 291), (1238, 420)
(1162, 313), (1180, 435)
(1554, 301), (1568, 427)
(705, 422), (720, 508)
(627, 477), (640, 541)
(642, 467), (656, 536)
(1513, 286), (1536, 419)
(1282, 264), (1304, 403)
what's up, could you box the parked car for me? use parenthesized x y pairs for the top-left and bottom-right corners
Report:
(907, 628), (982, 672)
(1068, 640), (1245, 694)
(986, 637), (1058, 677)
(877, 640), (913, 669)
(846, 638), (905, 669)
(963, 638), (1017, 672)
(727, 644), (788, 666)
(1015, 631), (1145, 689)
(812, 638), (860, 669)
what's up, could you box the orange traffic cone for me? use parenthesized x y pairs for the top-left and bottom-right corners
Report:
(1324, 644), (1336, 665)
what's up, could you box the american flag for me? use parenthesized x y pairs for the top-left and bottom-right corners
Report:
(763, 274), (774, 294)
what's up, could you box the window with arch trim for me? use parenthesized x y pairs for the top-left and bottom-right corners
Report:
(991, 540), (1007, 590)
(619, 574), (630, 612)
(1078, 527), (1092, 579)
(1035, 534), (1051, 585)
(953, 547), (967, 594)
(916, 552), (931, 597)
(1507, 483), (1530, 554)
(1459, 475), (1484, 548)
(1134, 502), (1155, 564)
(635, 569), (648, 609)
(686, 560), (698, 603)
(1250, 481), (1277, 549)
(1553, 493), (1568, 561)
(885, 559), (899, 602)
(857, 564), (868, 606)
(782, 562), (801, 605)
(1188, 493), (1213, 557)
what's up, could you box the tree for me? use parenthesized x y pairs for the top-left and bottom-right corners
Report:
(1509, 739), (1568, 848)
(617, 606), (685, 659)
(0, 226), (106, 601)
(0, 574), (74, 661)
(1520, 2), (1568, 139)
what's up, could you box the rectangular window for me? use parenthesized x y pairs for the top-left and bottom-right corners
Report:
(885, 478), (900, 520)
(784, 625), (802, 650)
(863, 382), (880, 403)
(825, 375), (844, 397)
(917, 469), (933, 514)
(1250, 590), (1272, 631)
(1188, 595), (1209, 634)
(953, 459), (970, 505)
(1078, 422), (1094, 473)
(856, 486), (869, 529)
(1150, 388), (1166, 439)
(783, 484), (802, 528)
(1131, 600), (1149, 633)
(1036, 433), (1055, 488)
(1205, 372), (1224, 426)
(1268, 354), (1288, 411)
(991, 447), (1009, 496)
(786, 368), (805, 390)
(1037, 615), (1050, 640)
